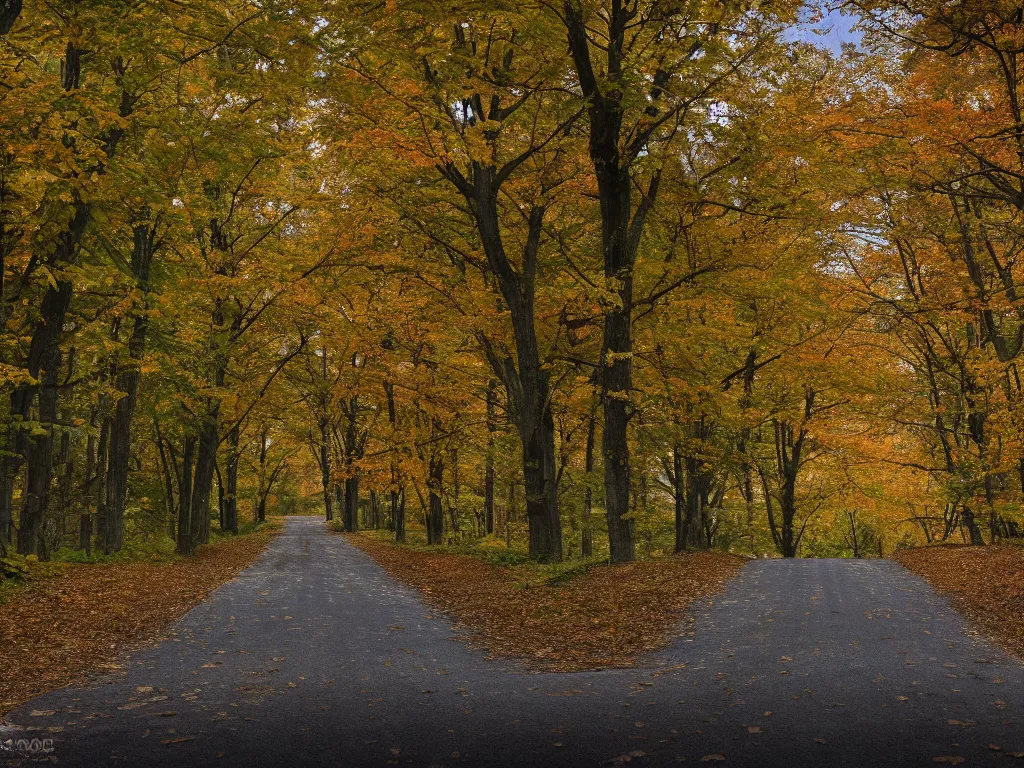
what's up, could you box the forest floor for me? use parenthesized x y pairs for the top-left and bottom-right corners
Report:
(0, 521), (281, 716)
(894, 543), (1024, 659)
(343, 532), (746, 671)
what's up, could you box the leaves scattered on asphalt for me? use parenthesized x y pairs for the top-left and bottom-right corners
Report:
(894, 545), (1024, 658)
(345, 534), (745, 671)
(0, 525), (279, 715)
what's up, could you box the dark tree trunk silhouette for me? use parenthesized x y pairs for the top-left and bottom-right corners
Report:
(103, 223), (155, 553)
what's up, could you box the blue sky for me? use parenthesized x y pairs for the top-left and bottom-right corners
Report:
(788, 4), (863, 52)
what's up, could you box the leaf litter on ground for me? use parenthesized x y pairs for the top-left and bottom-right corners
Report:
(345, 533), (745, 672)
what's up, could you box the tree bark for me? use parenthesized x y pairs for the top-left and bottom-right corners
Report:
(673, 445), (685, 554)
(343, 474), (359, 532)
(318, 417), (332, 521)
(484, 379), (496, 535)
(581, 408), (596, 557)
(0, 0), (22, 35)
(442, 162), (562, 560)
(176, 436), (196, 555)
(224, 425), (239, 532)
(16, 344), (62, 556)
(103, 223), (155, 553)
(426, 454), (444, 545)
(392, 488), (405, 543)
(187, 409), (218, 552)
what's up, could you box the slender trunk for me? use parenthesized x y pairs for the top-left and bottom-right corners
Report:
(673, 445), (685, 554)
(154, 421), (177, 539)
(426, 454), (444, 545)
(176, 436), (195, 555)
(103, 223), (154, 554)
(384, 381), (403, 541)
(581, 408), (596, 557)
(216, 462), (224, 529)
(93, 412), (110, 551)
(318, 418), (332, 521)
(224, 425), (239, 533)
(484, 379), (496, 535)
(79, 422), (97, 554)
(449, 450), (460, 536)
(393, 489), (405, 543)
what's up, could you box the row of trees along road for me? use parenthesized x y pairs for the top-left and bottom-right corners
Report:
(2, 0), (1024, 563)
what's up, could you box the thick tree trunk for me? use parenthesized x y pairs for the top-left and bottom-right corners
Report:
(17, 347), (62, 555)
(564, 2), (665, 563)
(961, 504), (985, 545)
(343, 474), (359, 532)
(683, 456), (709, 551)
(187, 410), (219, 552)
(0, 0), (22, 34)
(458, 170), (561, 560)
(519, 407), (561, 561)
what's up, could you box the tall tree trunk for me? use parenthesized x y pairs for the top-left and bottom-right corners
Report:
(384, 381), (403, 541)
(154, 421), (177, 539)
(392, 489), (405, 543)
(17, 347), (62, 555)
(673, 445), (685, 554)
(453, 168), (561, 560)
(426, 454), (444, 545)
(103, 223), (155, 554)
(518, 403), (561, 561)
(484, 379), (496, 535)
(0, 0), (22, 34)
(343, 474), (359, 532)
(342, 396), (360, 532)
(683, 456), (709, 551)
(318, 417), (332, 521)
(224, 425), (239, 533)
(564, 2), (669, 563)
(581, 408), (596, 557)
(176, 436), (195, 555)
(79, 424), (96, 554)
(187, 410), (218, 552)
(93, 411), (110, 551)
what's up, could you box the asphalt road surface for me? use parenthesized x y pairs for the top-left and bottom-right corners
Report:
(2, 517), (1022, 767)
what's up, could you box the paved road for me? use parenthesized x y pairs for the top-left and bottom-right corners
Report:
(2, 517), (1022, 767)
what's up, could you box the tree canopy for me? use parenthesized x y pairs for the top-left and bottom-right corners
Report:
(2, 0), (1023, 564)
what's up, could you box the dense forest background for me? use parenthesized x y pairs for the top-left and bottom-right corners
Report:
(2, 0), (1023, 565)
